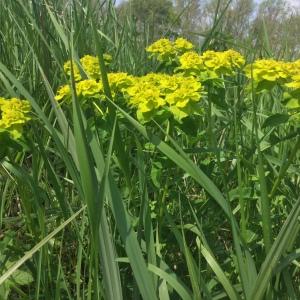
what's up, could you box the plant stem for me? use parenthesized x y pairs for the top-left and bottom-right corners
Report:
(269, 136), (300, 199)
(252, 92), (272, 254)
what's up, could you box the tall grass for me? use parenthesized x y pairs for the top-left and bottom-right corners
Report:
(0, 0), (299, 299)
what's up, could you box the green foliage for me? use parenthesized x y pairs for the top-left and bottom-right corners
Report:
(0, 0), (300, 299)
(118, 0), (178, 39)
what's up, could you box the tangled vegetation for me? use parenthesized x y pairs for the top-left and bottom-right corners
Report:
(0, 1), (299, 299)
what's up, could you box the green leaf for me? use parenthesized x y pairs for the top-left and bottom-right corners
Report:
(148, 264), (193, 300)
(262, 113), (290, 129)
(0, 205), (85, 286)
(10, 269), (33, 286)
(250, 197), (300, 299)
(195, 238), (240, 300)
(151, 162), (162, 188)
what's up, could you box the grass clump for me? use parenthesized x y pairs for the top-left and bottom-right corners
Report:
(0, 1), (299, 299)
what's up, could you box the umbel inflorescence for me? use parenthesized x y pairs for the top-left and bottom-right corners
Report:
(55, 37), (300, 124)
(1, 37), (300, 142)
(0, 97), (31, 139)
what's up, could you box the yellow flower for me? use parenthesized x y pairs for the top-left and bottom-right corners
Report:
(285, 60), (300, 95)
(55, 80), (103, 102)
(244, 59), (289, 84)
(178, 51), (203, 72)
(0, 97), (31, 139)
(55, 73), (134, 104)
(125, 74), (202, 121)
(146, 37), (195, 62)
(55, 84), (71, 102)
(286, 74), (300, 89)
(158, 74), (180, 94)
(76, 79), (103, 98)
(63, 60), (81, 81)
(285, 60), (300, 77)
(126, 80), (165, 121)
(165, 76), (202, 120)
(146, 38), (176, 62)
(107, 72), (134, 94)
(126, 81), (163, 107)
(137, 91), (165, 113)
(174, 38), (194, 52)
(177, 49), (244, 79)
(284, 73), (300, 114)
(201, 49), (245, 75)
(140, 73), (166, 87)
(223, 49), (245, 69)
(63, 54), (112, 81)
(201, 51), (227, 70)
(80, 55), (106, 80)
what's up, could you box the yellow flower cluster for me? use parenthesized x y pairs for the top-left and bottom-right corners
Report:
(55, 80), (104, 102)
(201, 50), (245, 76)
(0, 97), (31, 139)
(76, 80), (103, 98)
(285, 60), (300, 77)
(178, 49), (245, 78)
(244, 59), (289, 85)
(244, 59), (300, 91)
(126, 80), (165, 121)
(55, 72), (133, 102)
(57, 44), (300, 125)
(284, 61), (300, 105)
(55, 85), (71, 102)
(286, 74), (300, 90)
(174, 38), (194, 52)
(178, 51), (203, 73)
(107, 72), (134, 95)
(63, 54), (112, 81)
(244, 58), (300, 118)
(284, 73), (300, 114)
(146, 38), (194, 62)
(125, 74), (202, 121)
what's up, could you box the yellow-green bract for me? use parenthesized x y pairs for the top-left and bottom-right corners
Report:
(0, 97), (31, 139)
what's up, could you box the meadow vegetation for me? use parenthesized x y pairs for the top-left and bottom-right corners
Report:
(0, 0), (299, 299)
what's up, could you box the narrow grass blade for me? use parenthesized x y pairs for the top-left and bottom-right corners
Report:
(148, 264), (193, 300)
(196, 238), (241, 300)
(250, 197), (300, 300)
(0, 206), (85, 285)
